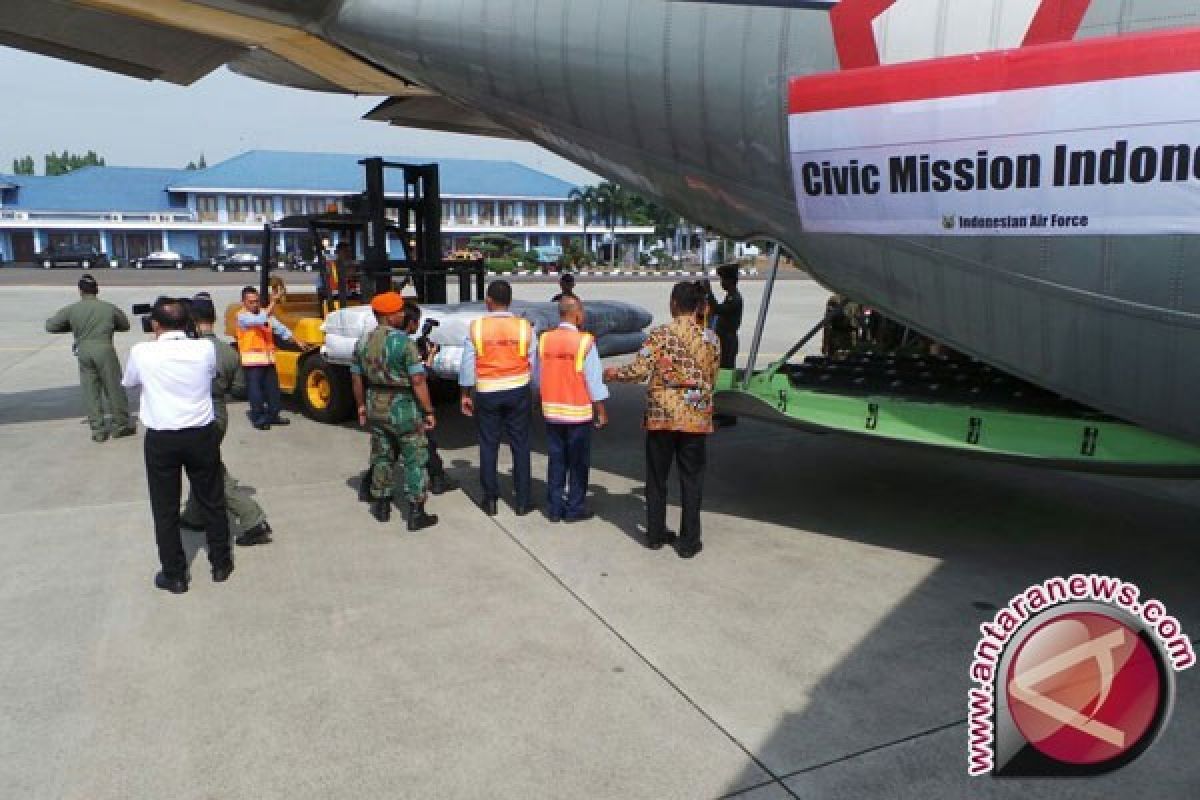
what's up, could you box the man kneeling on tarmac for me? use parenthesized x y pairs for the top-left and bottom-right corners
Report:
(351, 291), (439, 531)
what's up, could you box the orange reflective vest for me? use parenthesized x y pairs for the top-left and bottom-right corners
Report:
(470, 315), (532, 392)
(236, 321), (276, 367)
(538, 326), (595, 423)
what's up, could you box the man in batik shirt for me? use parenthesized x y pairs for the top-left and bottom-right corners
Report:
(605, 281), (719, 558)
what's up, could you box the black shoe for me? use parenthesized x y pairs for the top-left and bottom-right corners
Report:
(253, 422), (271, 431)
(514, 503), (534, 517)
(645, 530), (678, 550)
(212, 563), (235, 582)
(563, 510), (595, 523)
(235, 521), (272, 547)
(357, 472), (372, 503)
(544, 508), (563, 523)
(480, 497), (498, 516)
(675, 541), (703, 559)
(92, 430), (109, 443)
(110, 425), (137, 439)
(408, 502), (438, 532)
(428, 473), (459, 495)
(269, 416), (291, 426)
(370, 498), (392, 523)
(154, 572), (188, 594)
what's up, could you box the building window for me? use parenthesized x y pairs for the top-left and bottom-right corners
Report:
(285, 196), (304, 216)
(440, 202), (452, 223)
(477, 201), (495, 225)
(197, 195), (219, 222)
(251, 196), (274, 220)
(227, 232), (263, 248)
(226, 195), (249, 222)
(454, 201), (471, 224)
(198, 233), (221, 260)
(523, 202), (540, 225)
(545, 202), (563, 226)
(499, 202), (518, 226)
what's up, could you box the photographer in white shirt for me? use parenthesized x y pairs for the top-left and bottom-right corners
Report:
(122, 298), (233, 594)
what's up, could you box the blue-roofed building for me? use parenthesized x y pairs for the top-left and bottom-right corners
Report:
(0, 150), (653, 265)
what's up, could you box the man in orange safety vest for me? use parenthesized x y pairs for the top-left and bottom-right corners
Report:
(535, 296), (609, 522)
(458, 280), (537, 516)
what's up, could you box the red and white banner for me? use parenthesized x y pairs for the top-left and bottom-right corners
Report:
(789, 27), (1200, 235)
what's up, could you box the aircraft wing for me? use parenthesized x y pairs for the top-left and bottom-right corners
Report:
(0, 0), (416, 95)
(363, 96), (521, 141)
(0, 0), (242, 84)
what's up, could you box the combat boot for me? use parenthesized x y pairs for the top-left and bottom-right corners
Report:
(428, 471), (459, 495)
(407, 501), (438, 532)
(370, 497), (391, 523)
(357, 471), (372, 503)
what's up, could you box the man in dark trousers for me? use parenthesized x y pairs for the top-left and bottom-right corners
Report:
(122, 298), (232, 594)
(705, 264), (743, 427)
(459, 280), (537, 516)
(45, 275), (134, 442)
(605, 282), (719, 558)
(234, 285), (309, 430)
(535, 296), (609, 522)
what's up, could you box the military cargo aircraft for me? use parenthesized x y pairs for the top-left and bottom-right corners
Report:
(6, 0), (1200, 472)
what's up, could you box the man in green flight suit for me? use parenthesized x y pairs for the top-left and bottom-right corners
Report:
(179, 294), (274, 547)
(351, 291), (439, 532)
(45, 275), (134, 442)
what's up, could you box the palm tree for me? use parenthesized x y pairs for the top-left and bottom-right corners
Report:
(596, 181), (630, 268)
(566, 186), (601, 261)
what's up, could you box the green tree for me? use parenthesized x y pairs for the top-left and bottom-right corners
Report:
(186, 153), (208, 170)
(596, 181), (634, 268)
(566, 185), (601, 259)
(11, 155), (35, 175)
(45, 150), (105, 176)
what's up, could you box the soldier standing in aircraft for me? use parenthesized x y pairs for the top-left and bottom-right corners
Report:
(705, 264), (743, 427)
(45, 275), (134, 442)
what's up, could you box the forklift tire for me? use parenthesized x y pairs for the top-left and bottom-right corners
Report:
(296, 354), (354, 424)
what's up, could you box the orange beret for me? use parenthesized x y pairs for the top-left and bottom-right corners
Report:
(370, 291), (404, 314)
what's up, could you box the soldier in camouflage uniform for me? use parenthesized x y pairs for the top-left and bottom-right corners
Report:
(822, 294), (855, 357)
(45, 275), (134, 442)
(351, 292), (439, 531)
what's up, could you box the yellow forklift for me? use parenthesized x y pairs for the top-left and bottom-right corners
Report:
(224, 157), (485, 423)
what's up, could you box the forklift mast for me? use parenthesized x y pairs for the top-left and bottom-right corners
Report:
(259, 157), (485, 307)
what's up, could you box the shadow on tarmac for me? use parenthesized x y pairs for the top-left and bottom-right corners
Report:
(420, 383), (1200, 798)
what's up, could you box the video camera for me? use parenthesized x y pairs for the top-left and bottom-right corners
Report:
(415, 317), (439, 360)
(132, 296), (199, 338)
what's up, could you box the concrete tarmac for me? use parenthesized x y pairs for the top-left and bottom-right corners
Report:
(1, 277), (1197, 799)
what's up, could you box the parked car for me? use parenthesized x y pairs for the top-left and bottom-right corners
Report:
(211, 248), (261, 272)
(132, 250), (196, 270)
(35, 244), (112, 269)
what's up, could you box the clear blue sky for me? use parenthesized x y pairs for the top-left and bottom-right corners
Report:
(0, 47), (598, 184)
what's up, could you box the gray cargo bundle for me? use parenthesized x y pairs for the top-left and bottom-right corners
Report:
(322, 300), (651, 380)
